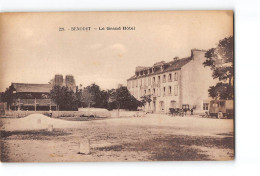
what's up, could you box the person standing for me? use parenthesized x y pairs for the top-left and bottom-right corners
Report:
(49, 109), (52, 118)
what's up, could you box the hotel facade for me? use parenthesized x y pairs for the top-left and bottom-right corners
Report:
(127, 49), (216, 114)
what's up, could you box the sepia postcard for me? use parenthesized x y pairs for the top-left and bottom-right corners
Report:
(0, 11), (234, 162)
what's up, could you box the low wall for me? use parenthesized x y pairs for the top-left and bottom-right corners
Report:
(110, 110), (144, 118)
(5, 110), (111, 118)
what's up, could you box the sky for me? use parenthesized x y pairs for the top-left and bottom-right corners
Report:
(0, 11), (233, 92)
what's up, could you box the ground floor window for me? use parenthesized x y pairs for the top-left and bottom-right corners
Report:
(159, 101), (165, 111)
(203, 103), (209, 110)
(170, 101), (176, 108)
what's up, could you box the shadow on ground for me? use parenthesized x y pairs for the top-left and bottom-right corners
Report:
(0, 129), (71, 140)
(96, 135), (234, 161)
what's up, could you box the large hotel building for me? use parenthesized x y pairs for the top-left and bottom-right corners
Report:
(127, 49), (216, 114)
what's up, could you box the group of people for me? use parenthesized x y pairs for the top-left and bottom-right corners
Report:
(169, 108), (193, 117)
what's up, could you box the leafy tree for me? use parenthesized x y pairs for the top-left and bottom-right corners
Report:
(81, 86), (95, 114)
(75, 85), (83, 108)
(96, 90), (109, 109)
(140, 94), (152, 111)
(0, 92), (3, 102)
(108, 86), (141, 116)
(1, 88), (15, 110)
(208, 82), (233, 100)
(203, 36), (234, 100)
(50, 85), (78, 111)
(79, 83), (109, 109)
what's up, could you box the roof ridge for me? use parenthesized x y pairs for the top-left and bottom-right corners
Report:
(12, 83), (51, 85)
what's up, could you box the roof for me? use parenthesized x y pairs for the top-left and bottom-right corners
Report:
(12, 83), (53, 93)
(165, 57), (192, 72)
(127, 57), (192, 81)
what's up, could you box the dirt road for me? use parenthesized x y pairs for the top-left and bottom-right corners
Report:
(0, 114), (234, 162)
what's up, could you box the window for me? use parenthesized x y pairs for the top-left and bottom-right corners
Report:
(153, 88), (156, 95)
(163, 87), (166, 96)
(159, 101), (165, 111)
(153, 77), (156, 84)
(136, 80), (138, 87)
(148, 77), (151, 85)
(144, 90), (146, 95)
(170, 101), (176, 108)
(168, 86), (172, 95)
(163, 75), (166, 83)
(168, 73), (172, 82)
(148, 89), (151, 94)
(158, 76), (161, 83)
(203, 103), (209, 110)
(174, 85), (178, 96)
(157, 88), (161, 97)
(174, 72), (178, 81)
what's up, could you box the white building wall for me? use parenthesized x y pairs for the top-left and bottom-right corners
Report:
(127, 70), (181, 113)
(127, 49), (217, 114)
(180, 50), (217, 113)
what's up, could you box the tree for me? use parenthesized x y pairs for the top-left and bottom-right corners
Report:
(108, 86), (141, 117)
(1, 88), (15, 110)
(203, 36), (234, 100)
(81, 86), (95, 115)
(208, 82), (233, 100)
(75, 85), (83, 108)
(140, 94), (152, 111)
(50, 85), (78, 111)
(79, 83), (110, 109)
(96, 90), (109, 109)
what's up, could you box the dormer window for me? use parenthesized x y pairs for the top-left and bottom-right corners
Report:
(162, 64), (166, 70)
